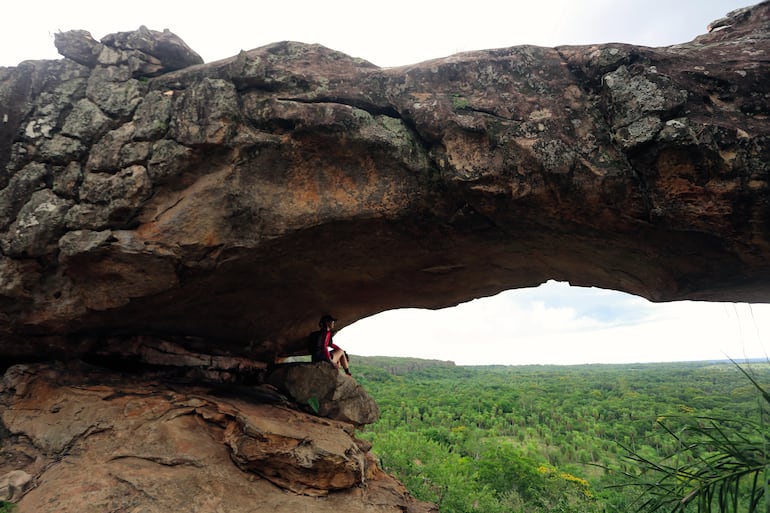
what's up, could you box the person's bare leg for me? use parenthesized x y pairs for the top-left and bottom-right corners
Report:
(339, 351), (351, 375)
(329, 350), (351, 375)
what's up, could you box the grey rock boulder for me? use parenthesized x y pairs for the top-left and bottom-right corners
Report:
(266, 362), (380, 426)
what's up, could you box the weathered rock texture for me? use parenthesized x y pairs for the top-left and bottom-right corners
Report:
(266, 361), (380, 426)
(0, 362), (432, 512)
(0, 8), (769, 359)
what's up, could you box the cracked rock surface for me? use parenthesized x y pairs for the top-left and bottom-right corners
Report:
(0, 362), (432, 512)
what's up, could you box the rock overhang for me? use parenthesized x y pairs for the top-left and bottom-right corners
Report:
(0, 5), (769, 363)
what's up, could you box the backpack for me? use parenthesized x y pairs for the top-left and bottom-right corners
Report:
(307, 330), (324, 361)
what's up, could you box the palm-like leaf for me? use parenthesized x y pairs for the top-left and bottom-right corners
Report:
(620, 362), (770, 513)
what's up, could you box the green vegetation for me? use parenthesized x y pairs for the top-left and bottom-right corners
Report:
(622, 362), (770, 513)
(0, 501), (16, 513)
(450, 94), (470, 111)
(352, 357), (770, 513)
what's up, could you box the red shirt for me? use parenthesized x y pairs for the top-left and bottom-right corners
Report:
(323, 329), (342, 360)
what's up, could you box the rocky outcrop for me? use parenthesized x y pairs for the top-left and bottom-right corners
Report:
(1, 5), (769, 364)
(0, 362), (432, 512)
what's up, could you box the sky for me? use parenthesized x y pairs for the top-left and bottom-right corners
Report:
(0, 0), (756, 68)
(3, 0), (766, 366)
(336, 282), (770, 365)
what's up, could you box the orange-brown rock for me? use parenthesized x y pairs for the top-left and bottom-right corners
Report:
(0, 362), (434, 512)
(0, 6), (769, 362)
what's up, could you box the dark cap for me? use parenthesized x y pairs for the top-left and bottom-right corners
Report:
(319, 314), (337, 325)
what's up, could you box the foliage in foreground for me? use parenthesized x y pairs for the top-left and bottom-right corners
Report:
(620, 362), (770, 513)
(0, 502), (17, 513)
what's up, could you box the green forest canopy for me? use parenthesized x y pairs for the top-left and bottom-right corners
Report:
(352, 356), (770, 513)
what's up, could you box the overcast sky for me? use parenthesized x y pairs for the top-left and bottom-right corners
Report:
(337, 282), (770, 365)
(3, 0), (766, 365)
(0, 0), (755, 68)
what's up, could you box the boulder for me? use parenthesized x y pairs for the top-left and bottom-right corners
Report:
(266, 362), (380, 426)
(0, 470), (32, 502)
(55, 26), (203, 75)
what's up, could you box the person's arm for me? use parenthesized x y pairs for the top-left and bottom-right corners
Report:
(323, 331), (333, 360)
(329, 330), (344, 352)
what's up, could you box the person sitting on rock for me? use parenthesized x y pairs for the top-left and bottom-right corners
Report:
(312, 314), (352, 376)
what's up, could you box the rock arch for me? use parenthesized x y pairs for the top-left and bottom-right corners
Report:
(0, 4), (769, 363)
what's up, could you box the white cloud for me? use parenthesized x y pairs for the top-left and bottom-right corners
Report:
(336, 283), (770, 366)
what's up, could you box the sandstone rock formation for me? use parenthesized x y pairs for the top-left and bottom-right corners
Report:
(1, 5), (769, 512)
(0, 362), (431, 512)
(0, 6), (769, 362)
